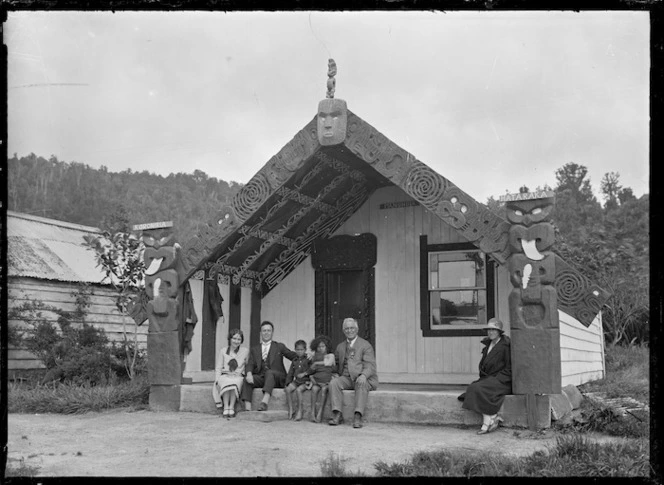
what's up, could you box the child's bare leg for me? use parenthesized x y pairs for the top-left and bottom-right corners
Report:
(295, 384), (306, 421)
(316, 385), (329, 423)
(310, 384), (321, 422)
(285, 383), (295, 419)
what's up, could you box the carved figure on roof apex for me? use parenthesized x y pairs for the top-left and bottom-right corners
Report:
(318, 59), (347, 146)
(326, 58), (337, 98)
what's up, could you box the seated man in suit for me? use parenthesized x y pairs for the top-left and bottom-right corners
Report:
(328, 317), (379, 428)
(241, 321), (297, 411)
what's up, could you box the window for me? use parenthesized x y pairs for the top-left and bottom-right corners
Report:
(420, 238), (495, 337)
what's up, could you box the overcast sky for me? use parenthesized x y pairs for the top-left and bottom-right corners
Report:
(6, 11), (649, 204)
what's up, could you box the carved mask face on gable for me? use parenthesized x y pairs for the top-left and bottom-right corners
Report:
(317, 98), (347, 146)
(505, 198), (555, 226)
(142, 229), (175, 250)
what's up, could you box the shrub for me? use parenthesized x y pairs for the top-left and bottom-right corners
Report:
(13, 294), (142, 385)
(577, 400), (649, 439)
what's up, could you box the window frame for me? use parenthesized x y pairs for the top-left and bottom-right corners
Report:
(419, 237), (495, 337)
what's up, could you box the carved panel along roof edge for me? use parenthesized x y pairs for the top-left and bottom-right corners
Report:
(180, 109), (609, 327)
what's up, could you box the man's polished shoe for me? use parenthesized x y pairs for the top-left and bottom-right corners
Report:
(258, 402), (268, 411)
(328, 411), (344, 426)
(353, 412), (363, 429)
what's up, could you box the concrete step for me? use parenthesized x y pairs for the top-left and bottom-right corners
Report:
(179, 383), (552, 428)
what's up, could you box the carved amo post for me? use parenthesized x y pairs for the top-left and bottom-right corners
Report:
(505, 192), (561, 429)
(138, 221), (188, 411)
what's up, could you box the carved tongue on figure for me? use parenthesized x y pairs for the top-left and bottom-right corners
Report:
(522, 264), (532, 289)
(146, 257), (164, 276)
(521, 239), (544, 261)
(153, 278), (162, 299)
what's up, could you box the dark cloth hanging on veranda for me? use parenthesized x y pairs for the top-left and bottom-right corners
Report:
(203, 278), (224, 324)
(461, 335), (512, 415)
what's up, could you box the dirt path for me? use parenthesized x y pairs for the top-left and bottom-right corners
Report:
(7, 410), (626, 477)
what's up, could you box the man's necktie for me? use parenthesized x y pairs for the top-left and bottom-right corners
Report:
(262, 345), (269, 360)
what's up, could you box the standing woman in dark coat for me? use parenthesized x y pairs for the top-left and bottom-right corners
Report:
(461, 318), (512, 434)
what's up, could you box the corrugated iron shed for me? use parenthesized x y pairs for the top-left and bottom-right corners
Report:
(7, 211), (110, 284)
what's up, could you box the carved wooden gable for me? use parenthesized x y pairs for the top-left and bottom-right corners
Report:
(180, 110), (609, 327)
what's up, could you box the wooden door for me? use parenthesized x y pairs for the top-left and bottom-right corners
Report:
(326, 270), (364, 346)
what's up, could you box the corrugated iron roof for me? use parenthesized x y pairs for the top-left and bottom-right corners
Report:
(7, 211), (110, 284)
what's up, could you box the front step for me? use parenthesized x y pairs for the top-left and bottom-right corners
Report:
(179, 384), (552, 428)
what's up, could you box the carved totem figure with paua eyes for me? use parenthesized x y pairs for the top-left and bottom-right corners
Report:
(506, 194), (561, 395)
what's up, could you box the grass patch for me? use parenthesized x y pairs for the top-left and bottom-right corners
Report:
(319, 452), (368, 477)
(372, 434), (650, 477)
(580, 344), (649, 402)
(9, 375), (149, 414)
(5, 457), (40, 477)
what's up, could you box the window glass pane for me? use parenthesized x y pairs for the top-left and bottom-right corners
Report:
(437, 261), (477, 288)
(433, 290), (486, 326)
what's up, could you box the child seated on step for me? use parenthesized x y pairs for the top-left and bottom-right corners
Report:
(307, 335), (336, 423)
(284, 340), (312, 421)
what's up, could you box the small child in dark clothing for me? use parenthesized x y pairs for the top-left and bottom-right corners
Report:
(285, 340), (311, 421)
(307, 336), (336, 423)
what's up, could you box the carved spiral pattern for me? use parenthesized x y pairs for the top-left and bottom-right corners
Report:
(575, 307), (597, 327)
(554, 270), (586, 307)
(232, 173), (271, 222)
(404, 162), (447, 208)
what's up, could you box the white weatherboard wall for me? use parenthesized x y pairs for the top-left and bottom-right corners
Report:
(263, 185), (508, 384)
(202, 184), (605, 386)
(559, 310), (605, 386)
(260, 259), (316, 374)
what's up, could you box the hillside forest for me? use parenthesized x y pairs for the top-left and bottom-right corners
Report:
(7, 154), (649, 345)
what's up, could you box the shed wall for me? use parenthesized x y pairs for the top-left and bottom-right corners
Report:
(8, 277), (147, 371)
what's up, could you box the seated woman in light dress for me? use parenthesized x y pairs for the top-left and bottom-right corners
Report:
(213, 328), (249, 418)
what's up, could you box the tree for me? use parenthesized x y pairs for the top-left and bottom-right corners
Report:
(600, 171), (622, 211)
(83, 230), (145, 379)
(552, 162), (603, 244)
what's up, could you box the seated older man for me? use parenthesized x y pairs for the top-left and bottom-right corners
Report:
(328, 318), (379, 429)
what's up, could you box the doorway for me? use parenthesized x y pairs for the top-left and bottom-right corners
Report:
(324, 269), (374, 348)
(312, 233), (377, 350)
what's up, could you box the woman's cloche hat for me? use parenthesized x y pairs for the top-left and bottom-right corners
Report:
(483, 318), (504, 333)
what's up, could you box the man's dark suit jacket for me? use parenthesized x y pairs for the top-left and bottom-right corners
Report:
(246, 341), (297, 378)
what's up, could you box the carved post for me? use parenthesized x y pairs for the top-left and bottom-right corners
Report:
(506, 192), (561, 429)
(138, 221), (189, 411)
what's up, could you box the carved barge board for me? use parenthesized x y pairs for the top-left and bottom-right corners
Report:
(179, 108), (609, 327)
(343, 110), (609, 327)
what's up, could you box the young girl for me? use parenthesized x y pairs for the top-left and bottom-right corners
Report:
(307, 336), (336, 423)
(213, 329), (249, 418)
